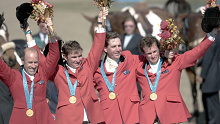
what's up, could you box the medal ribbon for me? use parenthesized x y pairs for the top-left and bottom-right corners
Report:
(144, 58), (163, 93)
(65, 67), (78, 96)
(100, 58), (120, 92)
(22, 69), (34, 110)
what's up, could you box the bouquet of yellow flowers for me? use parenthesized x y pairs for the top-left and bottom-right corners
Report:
(30, 0), (55, 36)
(93, 0), (113, 8)
(93, 0), (113, 26)
(158, 18), (184, 63)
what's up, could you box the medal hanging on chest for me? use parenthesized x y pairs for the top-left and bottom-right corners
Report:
(22, 69), (34, 117)
(26, 109), (34, 117)
(100, 58), (120, 100)
(144, 58), (163, 101)
(65, 67), (78, 104)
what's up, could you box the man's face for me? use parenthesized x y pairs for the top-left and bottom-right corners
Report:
(124, 20), (136, 35)
(39, 23), (48, 35)
(104, 38), (122, 61)
(23, 50), (39, 76)
(143, 42), (160, 64)
(64, 50), (83, 69)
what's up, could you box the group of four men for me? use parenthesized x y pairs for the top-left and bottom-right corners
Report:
(0, 7), (219, 124)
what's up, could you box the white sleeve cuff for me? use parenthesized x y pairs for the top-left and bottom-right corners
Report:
(27, 40), (37, 48)
(207, 33), (215, 41)
(95, 27), (106, 33)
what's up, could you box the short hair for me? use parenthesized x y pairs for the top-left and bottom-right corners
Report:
(105, 32), (121, 47)
(22, 47), (39, 60)
(62, 40), (83, 56)
(140, 35), (160, 53)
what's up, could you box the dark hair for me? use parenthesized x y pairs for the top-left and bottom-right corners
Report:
(62, 40), (83, 56)
(140, 35), (160, 53)
(105, 32), (121, 47)
(123, 16), (137, 29)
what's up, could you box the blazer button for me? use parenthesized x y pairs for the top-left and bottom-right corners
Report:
(82, 97), (84, 99)
(117, 94), (119, 96)
(35, 102), (37, 105)
(115, 84), (117, 86)
(34, 96), (36, 98)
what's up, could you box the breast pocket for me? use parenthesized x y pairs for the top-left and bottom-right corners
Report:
(57, 100), (71, 110)
(166, 96), (181, 103)
(14, 102), (26, 109)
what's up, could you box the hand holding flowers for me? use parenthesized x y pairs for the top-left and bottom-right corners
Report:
(30, 0), (55, 37)
(93, 0), (113, 26)
(158, 18), (184, 64)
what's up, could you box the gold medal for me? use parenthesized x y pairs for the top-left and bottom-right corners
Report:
(69, 96), (77, 104)
(26, 109), (34, 117)
(109, 92), (116, 100)
(150, 93), (157, 101)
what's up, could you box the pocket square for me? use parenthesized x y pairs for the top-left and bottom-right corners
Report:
(80, 66), (83, 70)
(123, 70), (130, 75)
(38, 80), (44, 84)
(162, 69), (169, 74)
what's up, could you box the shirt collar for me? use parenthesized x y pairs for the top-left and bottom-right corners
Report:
(105, 56), (119, 72)
(66, 64), (76, 73)
(148, 58), (160, 74)
(23, 69), (35, 81)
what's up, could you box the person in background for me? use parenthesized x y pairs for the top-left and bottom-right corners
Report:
(32, 21), (61, 50)
(120, 16), (143, 99)
(197, 32), (220, 124)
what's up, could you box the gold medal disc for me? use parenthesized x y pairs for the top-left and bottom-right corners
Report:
(69, 96), (77, 104)
(109, 92), (116, 100)
(150, 93), (157, 101)
(26, 109), (34, 117)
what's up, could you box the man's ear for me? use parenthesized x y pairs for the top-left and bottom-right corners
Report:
(63, 54), (67, 61)
(104, 47), (107, 53)
(21, 57), (24, 65)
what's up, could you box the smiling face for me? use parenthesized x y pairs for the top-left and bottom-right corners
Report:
(104, 37), (122, 62)
(63, 50), (83, 69)
(142, 42), (160, 64)
(22, 48), (39, 76)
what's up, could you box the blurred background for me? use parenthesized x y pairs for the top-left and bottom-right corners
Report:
(0, 0), (214, 124)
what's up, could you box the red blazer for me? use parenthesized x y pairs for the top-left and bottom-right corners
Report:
(51, 32), (106, 124)
(0, 42), (59, 124)
(136, 36), (213, 124)
(94, 51), (141, 124)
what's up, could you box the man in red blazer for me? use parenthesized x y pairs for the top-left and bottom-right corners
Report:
(93, 32), (141, 124)
(136, 27), (219, 124)
(49, 8), (108, 124)
(0, 19), (59, 124)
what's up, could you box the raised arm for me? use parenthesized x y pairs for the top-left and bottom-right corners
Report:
(42, 18), (60, 79)
(87, 7), (108, 72)
(177, 28), (219, 70)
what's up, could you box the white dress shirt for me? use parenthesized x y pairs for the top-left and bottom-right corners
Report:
(123, 34), (133, 49)
(105, 56), (119, 73)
